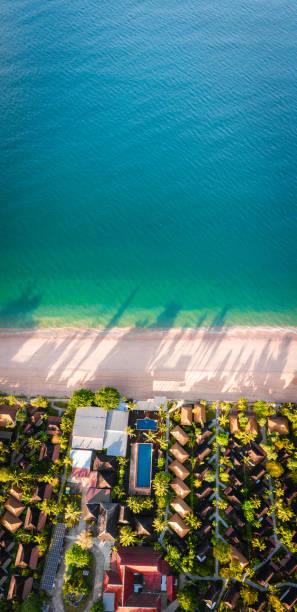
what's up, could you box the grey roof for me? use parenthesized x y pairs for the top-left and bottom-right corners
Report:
(72, 407), (128, 456)
(72, 407), (107, 450)
(103, 592), (115, 612)
(41, 523), (65, 593)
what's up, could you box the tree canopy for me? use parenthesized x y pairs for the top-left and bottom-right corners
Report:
(177, 586), (199, 612)
(69, 388), (95, 409)
(65, 544), (90, 569)
(94, 386), (121, 411)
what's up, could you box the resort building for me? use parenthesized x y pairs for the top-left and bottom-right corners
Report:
(103, 546), (177, 611)
(72, 407), (128, 456)
(0, 405), (18, 428)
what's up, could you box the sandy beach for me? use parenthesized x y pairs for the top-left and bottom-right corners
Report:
(0, 326), (297, 401)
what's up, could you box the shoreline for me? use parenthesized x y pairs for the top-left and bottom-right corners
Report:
(0, 326), (297, 400)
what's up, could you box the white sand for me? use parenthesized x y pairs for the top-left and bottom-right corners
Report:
(0, 327), (297, 401)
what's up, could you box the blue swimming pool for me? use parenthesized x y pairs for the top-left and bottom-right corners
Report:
(137, 418), (157, 431)
(136, 444), (152, 488)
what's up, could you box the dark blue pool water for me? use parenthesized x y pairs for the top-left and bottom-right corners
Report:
(137, 418), (157, 431)
(136, 444), (152, 488)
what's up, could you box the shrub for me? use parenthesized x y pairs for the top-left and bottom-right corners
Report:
(65, 544), (90, 569)
(266, 461), (284, 478)
(69, 388), (95, 409)
(177, 586), (199, 612)
(94, 387), (121, 411)
(213, 540), (231, 563)
(90, 601), (105, 612)
(30, 396), (49, 409)
(216, 431), (229, 446)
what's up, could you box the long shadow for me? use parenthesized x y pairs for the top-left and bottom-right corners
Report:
(105, 287), (140, 329)
(149, 301), (181, 329)
(0, 286), (42, 328)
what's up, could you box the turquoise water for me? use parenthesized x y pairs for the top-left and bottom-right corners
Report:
(136, 444), (152, 488)
(0, 0), (296, 328)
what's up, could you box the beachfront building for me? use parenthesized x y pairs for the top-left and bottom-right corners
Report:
(72, 407), (128, 457)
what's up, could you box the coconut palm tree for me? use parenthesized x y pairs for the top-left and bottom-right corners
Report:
(125, 426), (136, 438)
(143, 431), (157, 443)
(34, 533), (48, 555)
(152, 472), (171, 497)
(11, 440), (21, 454)
(119, 526), (138, 547)
(76, 530), (93, 550)
(153, 516), (167, 533)
(64, 503), (81, 526)
(28, 437), (42, 451)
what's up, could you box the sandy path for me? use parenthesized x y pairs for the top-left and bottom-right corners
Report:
(0, 326), (297, 400)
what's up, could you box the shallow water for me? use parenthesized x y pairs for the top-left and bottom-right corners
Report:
(0, 0), (296, 328)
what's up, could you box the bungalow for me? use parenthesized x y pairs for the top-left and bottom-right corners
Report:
(170, 477), (190, 499)
(1, 512), (22, 534)
(72, 407), (128, 457)
(136, 516), (154, 537)
(169, 442), (189, 464)
(250, 463), (266, 482)
(93, 454), (117, 472)
(30, 483), (53, 503)
(282, 587), (297, 610)
(168, 460), (190, 481)
(118, 504), (133, 526)
(196, 538), (211, 562)
(195, 483), (213, 500)
(7, 575), (33, 601)
(280, 554), (297, 576)
(170, 425), (189, 447)
(98, 503), (119, 541)
(0, 405), (18, 428)
(229, 415), (239, 434)
(168, 513), (189, 538)
(197, 521), (212, 539)
(170, 533), (187, 555)
(4, 496), (24, 517)
(231, 546), (248, 568)
(97, 470), (116, 489)
(246, 416), (259, 436)
(0, 530), (14, 552)
(85, 489), (109, 520)
(193, 403), (206, 425)
(180, 404), (193, 426)
(15, 544), (39, 570)
(224, 487), (242, 509)
(203, 583), (222, 609)
(170, 496), (191, 519)
(196, 441), (212, 462)
(104, 546), (176, 611)
(223, 582), (241, 610)
(268, 416), (289, 435)
(225, 507), (245, 529)
(24, 507), (47, 532)
(198, 500), (213, 519)
(255, 561), (278, 587)
(39, 443), (60, 463)
(194, 463), (211, 480)
(196, 425), (212, 444)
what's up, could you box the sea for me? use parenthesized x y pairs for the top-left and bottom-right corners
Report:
(0, 0), (296, 329)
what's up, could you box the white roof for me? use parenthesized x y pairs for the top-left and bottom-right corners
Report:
(72, 407), (128, 456)
(70, 449), (93, 469)
(103, 592), (115, 611)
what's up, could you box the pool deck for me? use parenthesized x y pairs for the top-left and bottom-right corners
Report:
(129, 443), (152, 496)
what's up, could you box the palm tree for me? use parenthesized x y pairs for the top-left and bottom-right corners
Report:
(119, 526), (138, 546)
(143, 431), (157, 443)
(11, 440), (21, 454)
(218, 414), (229, 428)
(184, 512), (201, 530)
(34, 533), (48, 555)
(153, 516), (167, 533)
(152, 472), (171, 497)
(63, 456), (73, 470)
(28, 437), (42, 451)
(76, 530), (93, 550)
(64, 503), (81, 526)
(125, 426), (136, 438)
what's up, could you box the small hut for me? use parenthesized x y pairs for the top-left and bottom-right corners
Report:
(229, 415), (239, 434)
(193, 403), (206, 425)
(231, 546), (248, 568)
(171, 426), (189, 447)
(15, 544), (39, 570)
(246, 416), (259, 435)
(7, 576), (33, 601)
(170, 496), (191, 519)
(168, 513), (189, 538)
(268, 416), (289, 435)
(170, 442), (189, 464)
(135, 516), (153, 537)
(169, 460), (190, 481)
(4, 496), (25, 517)
(170, 477), (190, 499)
(181, 405), (193, 426)
(1, 512), (22, 534)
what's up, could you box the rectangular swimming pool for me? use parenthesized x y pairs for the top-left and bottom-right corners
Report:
(137, 418), (157, 431)
(136, 443), (152, 488)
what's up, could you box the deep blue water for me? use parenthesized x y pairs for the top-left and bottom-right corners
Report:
(0, 0), (296, 328)
(136, 443), (152, 488)
(137, 418), (157, 430)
